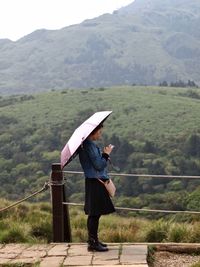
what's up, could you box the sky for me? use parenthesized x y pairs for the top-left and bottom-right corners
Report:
(0, 0), (134, 41)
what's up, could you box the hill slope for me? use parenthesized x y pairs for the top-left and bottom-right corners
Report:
(1, 86), (200, 201)
(0, 0), (200, 94)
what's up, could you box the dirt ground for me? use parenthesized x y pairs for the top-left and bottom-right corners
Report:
(152, 251), (200, 267)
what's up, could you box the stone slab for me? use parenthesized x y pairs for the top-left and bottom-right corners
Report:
(48, 244), (69, 256)
(26, 244), (53, 251)
(0, 253), (18, 259)
(81, 266), (119, 267)
(122, 245), (148, 255)
(10, 257), (39, 264)
(107, 245), (120, 250)
(68, 244), (92, 256)
(0, 243), (149, 266)
(40, 256), (65, 267)
(0, 244), (26, 254)
(92, 259), (119, 265)
(93, 250), (119, 260)
(63, 255), (92, 266)
(120, 254), (147, 264)
(20, 250), (47, 258)
(111, 266), (148, 267)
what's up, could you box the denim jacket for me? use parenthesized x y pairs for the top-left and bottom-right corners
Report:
(78, 139), (109, 180)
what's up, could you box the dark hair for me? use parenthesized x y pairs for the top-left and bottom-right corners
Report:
(90, 123), (103, 135)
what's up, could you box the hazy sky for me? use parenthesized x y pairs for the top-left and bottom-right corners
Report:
(0, 0), (134, 41)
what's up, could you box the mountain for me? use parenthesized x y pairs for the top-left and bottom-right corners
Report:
(0, 0), (200, 94)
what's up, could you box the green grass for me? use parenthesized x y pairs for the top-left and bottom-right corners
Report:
(190, 263), (200, 267)
(147, 245), (156, 266)
(1, 200), (200, 244)
(0, 263), (40, 267)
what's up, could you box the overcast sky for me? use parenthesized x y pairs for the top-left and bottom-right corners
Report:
(0, 0), (134, 41)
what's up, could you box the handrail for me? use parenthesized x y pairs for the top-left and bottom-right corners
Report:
(52, 164), (200, 242)
(0, 182), (49, 213)
(63, 170), (200, 179)
(62, 202), (200, 214)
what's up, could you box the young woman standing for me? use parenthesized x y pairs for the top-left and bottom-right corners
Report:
(78, 124), (115, 252)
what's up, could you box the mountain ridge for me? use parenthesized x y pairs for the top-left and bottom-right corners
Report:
(0, 0), (200, 94)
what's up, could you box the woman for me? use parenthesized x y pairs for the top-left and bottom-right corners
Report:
(78, 123), (115, 252)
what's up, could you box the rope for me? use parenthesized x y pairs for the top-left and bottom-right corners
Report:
(62, 171), (200, 215)
(0, 182), (49, 213)
(49, 181), (66, 186)
(63, 170), (200, 179)
(62, 202), (200, 215)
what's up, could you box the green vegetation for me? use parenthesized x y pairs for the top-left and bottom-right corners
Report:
(0, 263), (40, 267)
(0, 200), (52, 243)
(1, 201), (200, 244)
(191, 263), (200, 267)
(147, 245), (156, 266)
(1, 86), (200, 217)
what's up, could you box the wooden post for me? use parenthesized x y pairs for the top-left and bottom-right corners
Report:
(51, 163), (72, 242)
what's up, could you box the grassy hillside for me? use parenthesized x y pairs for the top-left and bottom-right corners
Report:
(1, 85), (200, 213)
(1, 85), (200, 141)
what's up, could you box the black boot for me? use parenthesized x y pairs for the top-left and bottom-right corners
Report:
(87, 239), (107, 247)
(98, 241), (107, 247)
(88, 238), (108, 252)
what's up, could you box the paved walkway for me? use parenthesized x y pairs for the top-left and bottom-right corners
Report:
(0, 243), (148, 266)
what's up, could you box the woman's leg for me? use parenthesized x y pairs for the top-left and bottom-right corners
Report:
(87, 215), (108, 252)
(87, 215), (100, 241)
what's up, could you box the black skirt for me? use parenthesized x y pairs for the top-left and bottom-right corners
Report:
(84, 178), (116, 216)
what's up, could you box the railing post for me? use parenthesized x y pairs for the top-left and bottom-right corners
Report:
(51, 163), (72, 242)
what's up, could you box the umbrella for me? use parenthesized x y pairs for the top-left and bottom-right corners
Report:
(61, 110), (112, 169)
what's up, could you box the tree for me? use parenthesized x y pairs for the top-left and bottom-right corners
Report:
(186, 188), (200, 211)
(185, 134), (200, 157)
(159, 81), (168, 87)
(143, 140), (157, 153)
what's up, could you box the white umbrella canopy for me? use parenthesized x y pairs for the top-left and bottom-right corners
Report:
(61, 111), (112, 169)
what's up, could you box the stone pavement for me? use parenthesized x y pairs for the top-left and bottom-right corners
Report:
(0, 243), (148, 266)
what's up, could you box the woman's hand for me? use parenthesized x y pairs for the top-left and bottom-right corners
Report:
(103, 144), (114, 155)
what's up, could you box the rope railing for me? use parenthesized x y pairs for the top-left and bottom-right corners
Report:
(62, 170), (200, 215)
(0, 181), (50, 213)
(62, 202), (200, 215)
(63, 170), (200, 179)
(2, 163), (198, 243)
(2, 170), (199, 214)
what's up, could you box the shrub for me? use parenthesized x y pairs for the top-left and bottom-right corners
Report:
(72, 214), (86, 229)
(39, 202), (52, 213)
(30, 220), (52, 242)
(168, 223), (190, 242)
(100, 228), (131, 242)
(73, 228), (87, 242)
(189, 223), (200, 243)
(0, 224), (29, 243)
(145, 220), (169, 242)
(100, 217), (144, 242)
(190, 262), (200, 267)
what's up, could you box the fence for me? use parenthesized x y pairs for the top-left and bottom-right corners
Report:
(50, 163), (200, 243)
